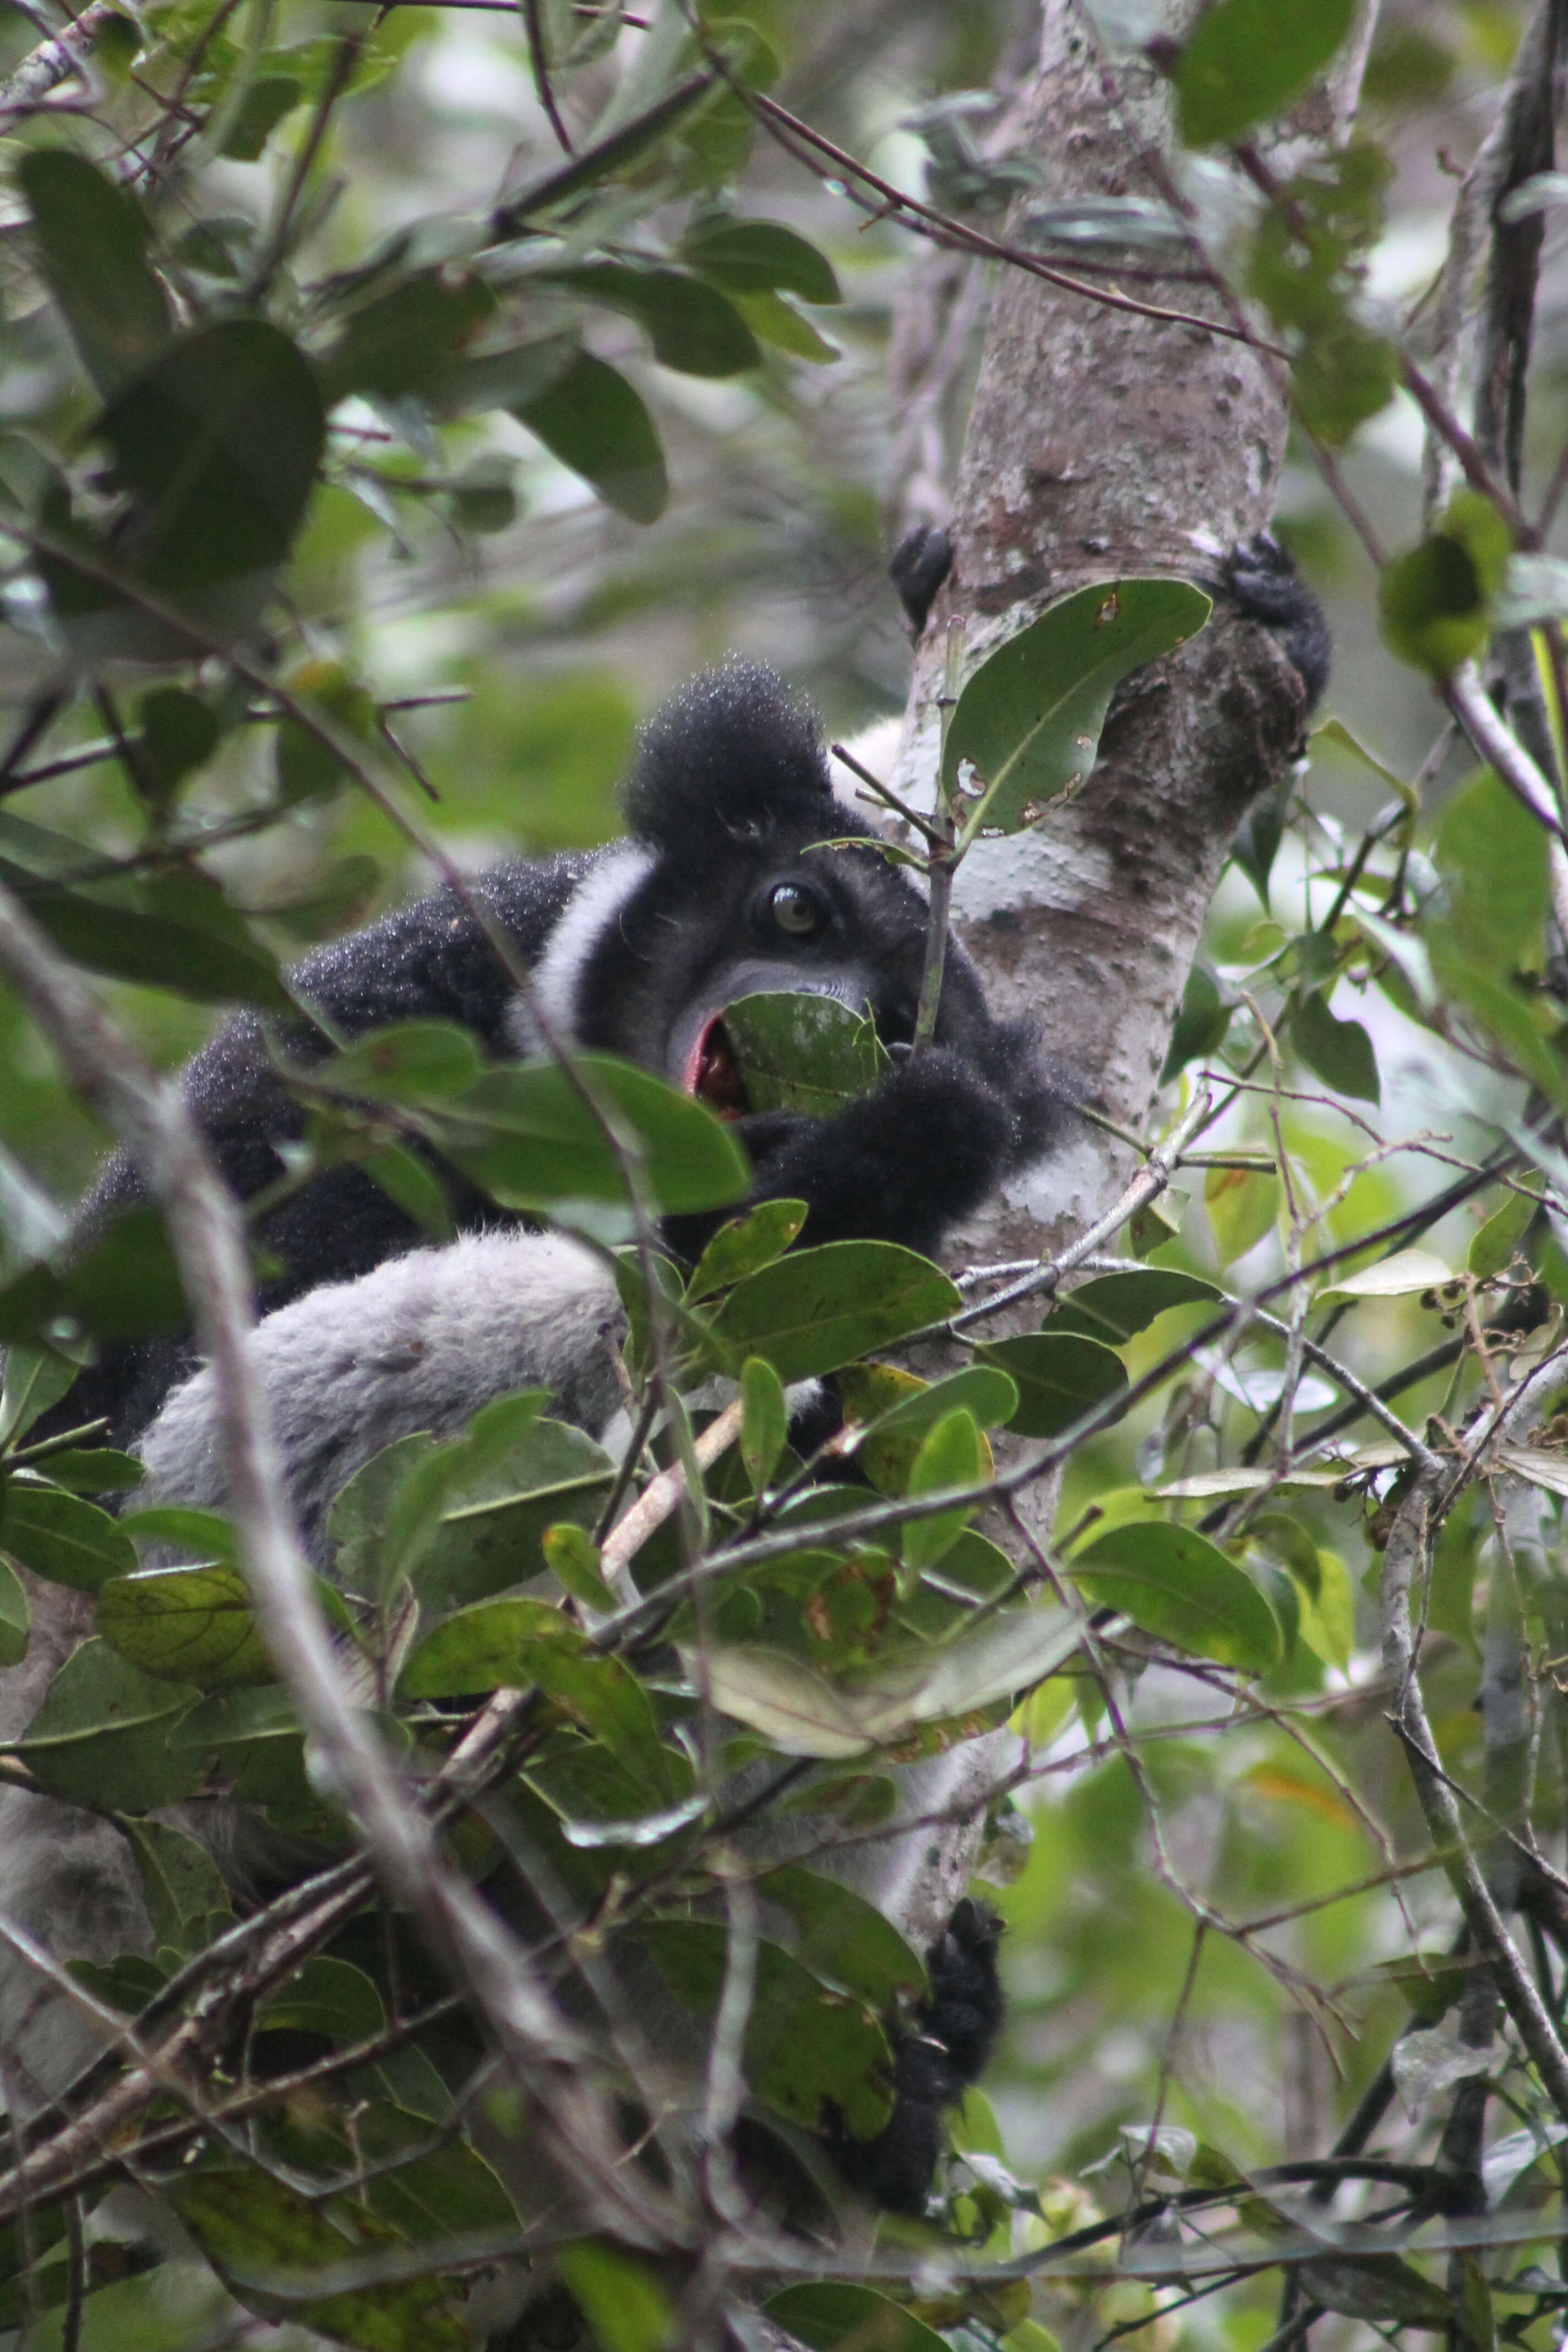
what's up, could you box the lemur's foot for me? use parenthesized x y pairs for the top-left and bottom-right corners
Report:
(1219, 529), (1331, 712)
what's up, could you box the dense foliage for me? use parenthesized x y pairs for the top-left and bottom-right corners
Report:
(7, 3), (1568, 2351)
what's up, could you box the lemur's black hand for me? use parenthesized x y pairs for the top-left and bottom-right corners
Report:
(830, 1897), (1005, 2215)
(890, 524), (954, 639)
(1216, 530), (1331, 713)
(663, 1051), (1024, 1266)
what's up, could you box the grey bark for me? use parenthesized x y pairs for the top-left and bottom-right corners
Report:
(867, 0), (1377, 1947)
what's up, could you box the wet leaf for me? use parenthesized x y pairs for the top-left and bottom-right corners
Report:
(766, 2283), (949, 2350)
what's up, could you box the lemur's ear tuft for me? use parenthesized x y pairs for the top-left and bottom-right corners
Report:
(620, 660), (847, 855)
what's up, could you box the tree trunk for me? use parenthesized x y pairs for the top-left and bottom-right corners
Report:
(861, 0), (1377, 1950)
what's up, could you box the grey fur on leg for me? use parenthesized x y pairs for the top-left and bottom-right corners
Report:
(137, 1230), (626, 1563)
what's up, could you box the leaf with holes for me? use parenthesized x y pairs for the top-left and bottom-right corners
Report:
(943, 580), (1211, 839)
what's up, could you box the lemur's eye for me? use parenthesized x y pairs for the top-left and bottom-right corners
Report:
(768, 881), (824, 937)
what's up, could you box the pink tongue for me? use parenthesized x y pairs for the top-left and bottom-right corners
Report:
(682, 1012), (723, 1096)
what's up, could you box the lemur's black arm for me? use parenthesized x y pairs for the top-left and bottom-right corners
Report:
(830, 1898), (1005, 2214)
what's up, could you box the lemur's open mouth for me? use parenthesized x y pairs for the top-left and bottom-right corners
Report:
(682, 1011), (751, 1119)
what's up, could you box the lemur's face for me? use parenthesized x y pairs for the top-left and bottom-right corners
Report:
(666, 853), (925, 1118)
(567, 828), (993, 1120)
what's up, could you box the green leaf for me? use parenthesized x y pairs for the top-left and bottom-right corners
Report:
(721, 991), (891, 1116)
(432, 330), (579, 416)
(258, 1953), (385, 2045)
(1435, 953), (1568, 1112)
(1177, 0), (1358, 146)
(942, 580), (1211, 839)
(1204, 1162), (1281, 1265)
(317, 269), (494, 403)
(766, 2284), (949, 2351)
(543, 263), (760, 377)
(1292, 988), (1381, 1103)
(838, 1363), (1017, 1496)
(973, 1333), (1128, 1439)
(122, 1504), (237, 1562)
(168, 1684), (314, 1817)
(1379, 493), (1513, 677)
(13, 1638), (200, 1809)
(440, 1055), (748, 1215)
(1049, 1268), (1219, 1342)
(20, 149), (171, 395)
(638, 1920), (895, 2138)
(123, 1817), (232, 1951)
(96, 1564), (274, 1689)
(137, 686), (221, 800)
(1433, 765), (1550, 977)
(683, 216), (841, 302)
(1072, 1522), (1282, 1673)
(0, 1203), (187, 1348)
(0, 1555), (26, 1668)
(709, 1242), (959, 1382)
(1, 1482), (137, 1590)
(0, 1346), (80, 1447)
(1231, 769), (1294, 909)
(741, 1354), (789, 1494)
(217, 72), (306, 159)
(543, 1521), (618, 1611)
(513, 349), (668, 523)
(701, 1604), (1081, 1755)
(760, 1864), (927, 2006)
(399, 1593), (581, 1696)
(315, 1021), (484, 1104)
(173, 2168), (466, 2352)
(1160, 959), (1232, 1079)
(1319, 1246), (1452, 1302)
(11, 867), (292, 1012)
(902, 1408), (983, 1572)
(95, 319), (326, 592)
(556, 2243), (673, 2352)
(688, 1197), (807, 1299)
(731, 288), (840, 362)
(409, 1417), (615, 1613)
(1469, 1185), (1540, 1280)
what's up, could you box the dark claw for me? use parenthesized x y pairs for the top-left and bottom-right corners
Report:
(890, 524), (954, 638)
(1216, 529), (1332, 713)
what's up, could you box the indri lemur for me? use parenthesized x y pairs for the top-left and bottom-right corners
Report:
(0, 538), (1327, 2223)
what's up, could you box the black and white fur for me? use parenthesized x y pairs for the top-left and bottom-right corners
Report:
(2, 554), (1329, 2224)
(4, 662), (1045, 2226)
